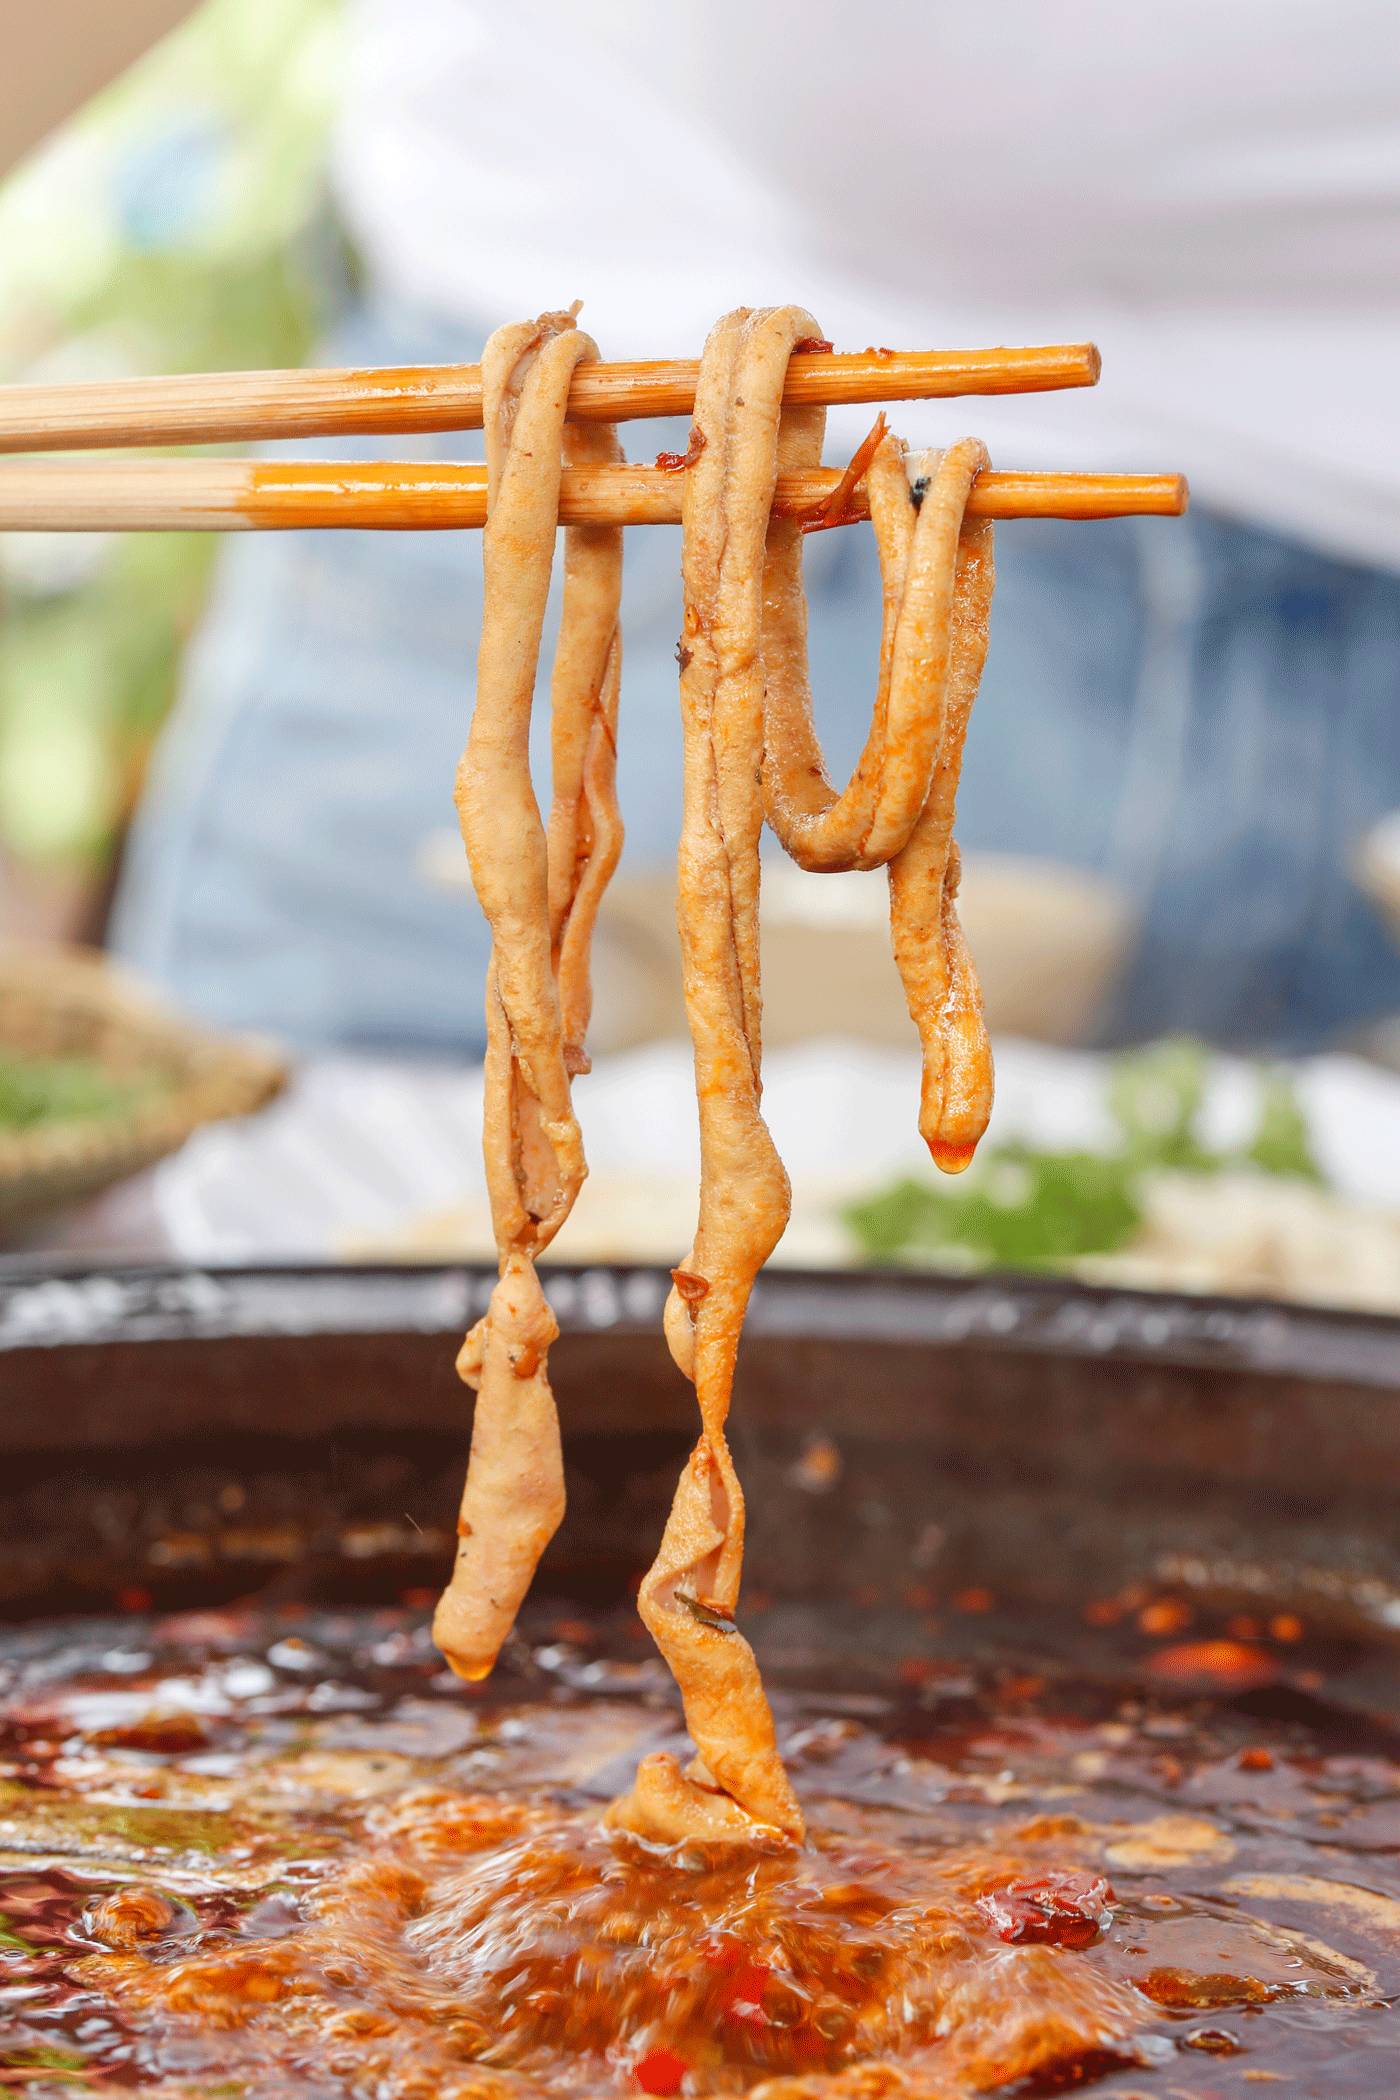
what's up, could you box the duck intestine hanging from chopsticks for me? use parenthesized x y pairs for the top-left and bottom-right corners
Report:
(434, 308), (623, 1682)
(608, 306), (994, 1844)
(439, 304), (995, 1846)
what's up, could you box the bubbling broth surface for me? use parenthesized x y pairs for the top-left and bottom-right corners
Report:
(2, 1601), (1398, 2096)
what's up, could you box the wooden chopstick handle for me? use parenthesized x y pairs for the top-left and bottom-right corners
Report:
(0, 457), (1188, 531)
(0, 343), (1101, 454)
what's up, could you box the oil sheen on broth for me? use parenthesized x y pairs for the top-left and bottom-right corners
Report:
(2, 1600), (1397, 2096)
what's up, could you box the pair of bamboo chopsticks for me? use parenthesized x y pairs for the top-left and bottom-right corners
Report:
(0, 341), (1189, 531)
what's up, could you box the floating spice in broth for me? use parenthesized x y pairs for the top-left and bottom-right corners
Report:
(2, 1603), (1397, 2097)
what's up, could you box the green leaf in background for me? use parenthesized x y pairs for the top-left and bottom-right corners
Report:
(842, 1040), (1326, 1273)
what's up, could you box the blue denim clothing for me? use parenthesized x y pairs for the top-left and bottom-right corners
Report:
(112, 297), (1400, 1055)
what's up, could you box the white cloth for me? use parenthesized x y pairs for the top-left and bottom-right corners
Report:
(333, 0), (1400, 570)
(153, 1040), (1400, 1265)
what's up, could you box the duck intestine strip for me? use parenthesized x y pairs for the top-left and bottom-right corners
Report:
(611, 308), (996, 1843)
(608, 307), (812, 1844)
(434, 309), (623, 1682)
(762, 427), (996, 1168)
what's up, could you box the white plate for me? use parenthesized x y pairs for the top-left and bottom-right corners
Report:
(153, 1036), (1400, 1272)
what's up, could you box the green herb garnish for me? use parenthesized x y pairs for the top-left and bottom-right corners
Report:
(0, 2044), (88, 2075)
(843, 1039), (1323, 1273)
(845, 1146), (1142, 1272)
(678, 1592), (736, 1635)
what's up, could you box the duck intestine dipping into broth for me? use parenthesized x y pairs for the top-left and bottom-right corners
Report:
(438, 303), (994, 1837)
(608, 307), (995, 1842)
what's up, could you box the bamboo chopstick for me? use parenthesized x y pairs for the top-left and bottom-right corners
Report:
(0, 343), (1101, 454)
(0, 458), (1188, 532)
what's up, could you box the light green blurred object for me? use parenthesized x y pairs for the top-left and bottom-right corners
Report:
(843, 1040), (1325, 1273)
(0, 1050), (158, 1133)
(0, 0), (345, 879)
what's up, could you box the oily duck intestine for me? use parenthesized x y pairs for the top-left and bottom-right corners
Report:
(434, 309), (623, 1682)
(609, 307), (995, 1844)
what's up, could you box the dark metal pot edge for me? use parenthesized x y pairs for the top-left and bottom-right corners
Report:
(2, 1257), (1398, 1389)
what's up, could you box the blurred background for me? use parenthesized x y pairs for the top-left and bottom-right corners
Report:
(0, 0), (342, 944)
(2, 0), (1398, 1309)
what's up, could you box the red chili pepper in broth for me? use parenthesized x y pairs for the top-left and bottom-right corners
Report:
(635, 2047), (688, 2095)
(1138, 1597), (1193, 1636)
(701, 1933), (772, 2026)
(978, 1871), (1115, 1949)
(1147, 1640), (1277, 1689)
(723, 1960), (772, 2027)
